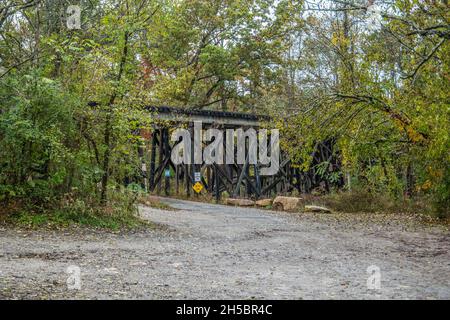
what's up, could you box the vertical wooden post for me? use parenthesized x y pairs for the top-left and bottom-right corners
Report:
(185, 122), (193, 197)
(175, 165), (179, 195)
(164, 128), (170, 196)
(245, 141), (251, 197)
(214, 164), (220, 203)
(157, 128), (164, 195)
(149, 129), (157, 192)
(254, 163), (261, 199)
(233, 155), (249, 198)
(189, 124), (199, 198)
(206, 166), (212, 193)
(185, 164), (191, 197)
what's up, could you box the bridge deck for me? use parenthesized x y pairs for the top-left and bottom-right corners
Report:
(145, 106), (268, 127)
(88, 102), (268, 126)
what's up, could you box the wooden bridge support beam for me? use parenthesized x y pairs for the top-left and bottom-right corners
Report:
(140, 122), (342, 200)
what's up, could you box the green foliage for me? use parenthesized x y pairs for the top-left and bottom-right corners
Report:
(5, 198), (147, 231)
(143, 0), (303, 108)
(1, 183), (147, 230)
(0, 0), (448, 221)
(268, 0), (449, 216)
(0, 71), (89, 203)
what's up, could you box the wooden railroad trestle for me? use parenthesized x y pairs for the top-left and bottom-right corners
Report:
(131, 106), (343, 201)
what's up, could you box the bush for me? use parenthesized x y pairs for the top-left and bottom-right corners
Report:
(1, 188), (147, 230)
(0, 71), (148, 228)
(0, 71), (91, 204)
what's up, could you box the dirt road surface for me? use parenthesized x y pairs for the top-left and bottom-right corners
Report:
(1, 197), (449, 299)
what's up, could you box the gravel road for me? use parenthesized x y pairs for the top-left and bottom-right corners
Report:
(1, 197), (449, 299)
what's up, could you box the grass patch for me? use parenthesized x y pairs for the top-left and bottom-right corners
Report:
(316, 191), (402, 213)
(0, 190), (152, 231)
(3, 207), (148, 230)
(161, 191), (222, 205)
(138, 195), (178, 211)
(306, 190), (444, 218)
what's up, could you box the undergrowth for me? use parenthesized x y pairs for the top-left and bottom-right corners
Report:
(0, 189), (151, 231)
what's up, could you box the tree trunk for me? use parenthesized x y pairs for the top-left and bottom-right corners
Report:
(100, 31), (129, 204)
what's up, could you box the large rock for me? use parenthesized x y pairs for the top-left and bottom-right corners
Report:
(272, 196), (302, 211)
(225, 198), (255, 206)
(304, 205), (332, 213)
(255, 198), (272, 207)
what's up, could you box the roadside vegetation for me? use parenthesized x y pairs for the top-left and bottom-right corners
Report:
(138, 194), (178, 211)
(0, 188), (150, 230)
(0, 0), (448, 228)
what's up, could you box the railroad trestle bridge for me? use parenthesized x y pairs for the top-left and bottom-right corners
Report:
(131, 106), (342, 201)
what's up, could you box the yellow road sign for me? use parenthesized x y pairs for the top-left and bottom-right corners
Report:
(192, 182), (203, 193)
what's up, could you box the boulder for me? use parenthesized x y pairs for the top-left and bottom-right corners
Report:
(304, 205), (332, 213)
(225, 198), (255, 206)
(255, 198), (272, 207)
(272, 196), (302, 211)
